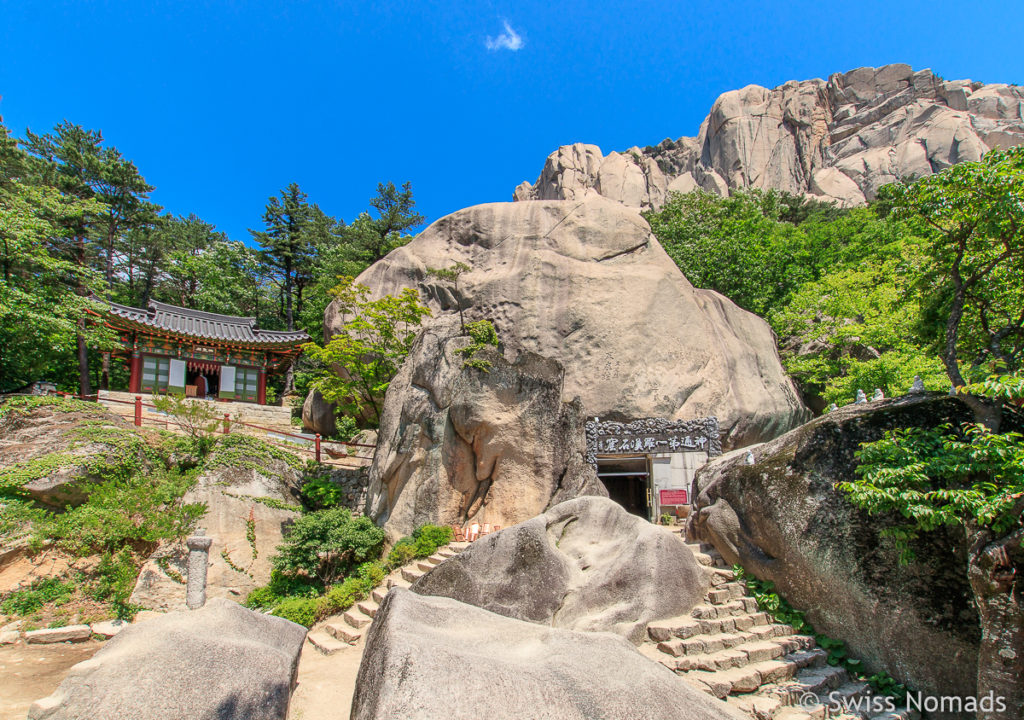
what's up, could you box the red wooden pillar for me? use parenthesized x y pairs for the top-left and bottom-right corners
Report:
(128, 353), (142, 394)
(315, 434), (321, 463)
(257, 369), (267, 405)
(134, 396), (142, 427)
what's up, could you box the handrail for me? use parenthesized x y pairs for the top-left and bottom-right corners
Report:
(49, 391), (377, 464)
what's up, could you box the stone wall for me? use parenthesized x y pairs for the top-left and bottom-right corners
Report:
(98, 390), (296, 434)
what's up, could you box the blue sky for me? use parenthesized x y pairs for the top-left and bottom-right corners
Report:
(2, 1), (1022, 242)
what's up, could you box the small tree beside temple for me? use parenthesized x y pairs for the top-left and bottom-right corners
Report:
(302, 278), (430, 426)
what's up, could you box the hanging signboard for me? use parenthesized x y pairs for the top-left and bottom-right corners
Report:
(659, 489), (689, 505)
(584, 417), (721, 467)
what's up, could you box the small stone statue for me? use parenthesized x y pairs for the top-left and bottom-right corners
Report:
(744, 450), (755, 465)
(908, 376), (925, 395)
(855, 389), (867, 404)
(872, 388), (884, 402)
(949, 385), (957, 396)
(186, 529), (213, 610)
(826, 403), (838, 413)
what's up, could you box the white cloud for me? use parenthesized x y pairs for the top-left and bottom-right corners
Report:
(485, 20), (524, 52)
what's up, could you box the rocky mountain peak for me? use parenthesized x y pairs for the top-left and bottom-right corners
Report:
(513, 64), (1024, 209)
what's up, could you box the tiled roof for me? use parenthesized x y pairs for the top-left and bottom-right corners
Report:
(108, 300), (309, 346)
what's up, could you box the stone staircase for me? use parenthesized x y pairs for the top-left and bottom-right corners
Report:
(305, 542), (468, 654)
(641, 539), (914, 720)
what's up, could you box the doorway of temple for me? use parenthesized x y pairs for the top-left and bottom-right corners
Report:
(596, 456), (652, 521)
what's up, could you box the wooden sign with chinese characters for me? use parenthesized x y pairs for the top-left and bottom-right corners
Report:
(584, 417), (721, 467)
(660, 489), (689, 505)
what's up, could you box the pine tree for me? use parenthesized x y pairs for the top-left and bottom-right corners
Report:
(250, 183), (314, 331)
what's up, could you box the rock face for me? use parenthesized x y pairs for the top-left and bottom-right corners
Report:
(413, 496), (709, 643)
(301, 389), (337, 436)
(514, 65), (1024, 208)
(0, 400), (145, 509)
(351, 588), (744, 720)
(366, 318), (605, 541)
(28, 599), (306, 720)
(131, 439), (304, 611)
(347, 197), (808, 450)
(687, 394), (1022, 703)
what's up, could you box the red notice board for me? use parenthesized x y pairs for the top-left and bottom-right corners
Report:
(659, 489), (688, 505)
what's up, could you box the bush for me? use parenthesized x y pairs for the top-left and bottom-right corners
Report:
(300, 474), (343, 510)
(244, 569), (321, 610)
(386, 524), (453, 569)
(272, 507), (385, 585)
(315, 561), (386, 620)
(35, 468), (205, 556)
(89, 548), (140, 617)
(385, 538), (417, 570)
(0, 577), (74, 616)
(271, 597), (319, 627)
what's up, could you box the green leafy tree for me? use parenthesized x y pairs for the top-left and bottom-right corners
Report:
(842, 372), (1023, 718)
(303, 278), (431, 425)
(878, 146), (1024, 391)
(0, 120), (114, 393)
(643, 189), (815, 316)
(22, 122), (161, 390)
(271, 507), (385, 586)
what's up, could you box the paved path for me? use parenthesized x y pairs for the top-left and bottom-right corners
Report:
(287, 635), (365, 720)
(0, 640), (101, 720)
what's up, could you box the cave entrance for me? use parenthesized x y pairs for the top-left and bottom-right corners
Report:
(596, 456), (652, 521)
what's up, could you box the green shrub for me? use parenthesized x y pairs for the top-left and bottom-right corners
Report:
(315, 561), (386, 620)
(385, 538), (417, 570)
(412, 524), (453, 549)
(1, 577), (74, 616)
(300, 475), (343, 510)
(244, 569), (321, 609)
(272, 507), (385, 585)
(89, 548), (142, 619)
(36, 468), (205, 556)
(271, 597), (319, 627)
(332, 415), (359, 442)
(455, 320), (500, 371)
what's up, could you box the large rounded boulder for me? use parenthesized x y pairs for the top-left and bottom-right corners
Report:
(366, 318), (605, 541)
(688, 393), (1023, 703)
(341, 196), (808, 448)
(413, 495), (710, 643)
(352, 589), (744, 720)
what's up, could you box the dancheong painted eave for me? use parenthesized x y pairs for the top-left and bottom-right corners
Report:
(106, 300), (310, 348)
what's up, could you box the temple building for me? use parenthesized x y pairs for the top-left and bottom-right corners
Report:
(104, 300), (309, 405)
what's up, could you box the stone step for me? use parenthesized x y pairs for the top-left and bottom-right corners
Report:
(685, 542), (718, 554)
(307, 630), (348, 655)
(425, 554), (445, 565)
(691, 597), (760, 619)
(648, 610), (774, 643)
(416, 561), (435, 573)
(706, 583), (748, 605)
(449, 542), (470, 551)
(437, 549), (456, 558)
(681, 648), (826, 701)
(820, 681), (872, 714)
(357, 600), (379, 618)
(386, 575), (412, 590)
(324, 621), (362, 644)
(401, 566), (425, 583)
(673, 641), (822, 674)
(657, 626), (807, 659)
(371, 586), (388, 604)
(343, 608), (373, 629)
(757, 664), (850, 704)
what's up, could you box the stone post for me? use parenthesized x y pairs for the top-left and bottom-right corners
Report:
(186, 530), (213, 610)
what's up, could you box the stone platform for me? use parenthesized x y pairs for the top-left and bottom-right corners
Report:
(98, 390), (296, 434)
